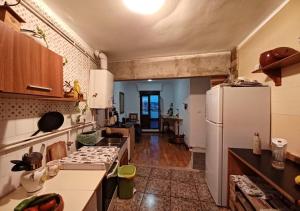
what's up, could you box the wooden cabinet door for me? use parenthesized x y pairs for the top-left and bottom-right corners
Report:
(0, 21), (31, 93)
(0, 21), (63, 97)
(0, 21), (11, 91)
(46, 50), (63, 97)
(26, 43), (63, 97)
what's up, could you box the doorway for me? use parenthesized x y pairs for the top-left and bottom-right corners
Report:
(140, 91), (160, 131)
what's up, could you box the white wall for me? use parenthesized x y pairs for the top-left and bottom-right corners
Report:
(113, 81), (126, 120)
(188, 78), (211, 149)
(113, 80), (175, 120)
(173, 78), (210, 149)
(173, 79), (190, 136)
(124, 83), (140, 118)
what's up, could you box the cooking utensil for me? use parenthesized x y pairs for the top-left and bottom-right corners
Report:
(11, 160), (32, 171)
(11, 164), (31, 171)
(11, 160), (25, 165)
(32, 112), (64, 136)
(40, 144), (45, 154)
(22, 152), (43, 170)
(29, 146), (33, 154)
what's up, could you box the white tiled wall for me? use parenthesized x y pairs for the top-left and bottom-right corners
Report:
(0, 0), (97, 197)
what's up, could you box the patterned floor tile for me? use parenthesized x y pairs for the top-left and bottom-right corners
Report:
(146, 178), (171, 196)
(171, 197), (201, 211)
(136, 165), (152, 177)
(171, 169), (195, 184)
(113, 191), (144, 211)
(150, 167), (171, 180)
(140, 193), (170, 211)
(171, 181), (198, 200)
(200, 201), (220, 211)
(134, 176), (148, 192)
(196, 184), (214, 202)
(192, 170), (206, 184)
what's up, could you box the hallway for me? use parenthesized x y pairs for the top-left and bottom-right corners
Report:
(132, 133), (191, 168)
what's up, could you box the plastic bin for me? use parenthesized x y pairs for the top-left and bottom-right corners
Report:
(118, 165), (136, 199)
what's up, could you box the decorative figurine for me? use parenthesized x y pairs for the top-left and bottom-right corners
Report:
(167, 103), (174, 116)
(73, 80), (81, 99)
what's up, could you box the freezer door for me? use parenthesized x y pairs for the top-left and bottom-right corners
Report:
(206, 86), (223, 124)
(205, 120), (223, 206)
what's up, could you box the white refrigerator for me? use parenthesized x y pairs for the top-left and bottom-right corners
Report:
(205, 86), (271, 206)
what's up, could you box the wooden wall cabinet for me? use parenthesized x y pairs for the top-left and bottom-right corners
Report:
(0, 21), (63, 97)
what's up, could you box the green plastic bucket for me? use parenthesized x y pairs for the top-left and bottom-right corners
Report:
(118, 165), (136, 199)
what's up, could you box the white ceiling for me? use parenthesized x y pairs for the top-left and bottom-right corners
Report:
(42, 0), (285, 61)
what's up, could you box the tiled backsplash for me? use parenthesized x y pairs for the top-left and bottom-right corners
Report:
(0, 98), (75, 121)
(0, 0), (97, 197)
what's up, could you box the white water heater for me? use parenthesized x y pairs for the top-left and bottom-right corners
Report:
(88, 69), (114, 109)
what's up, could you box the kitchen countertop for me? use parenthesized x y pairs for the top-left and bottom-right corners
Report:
(0, 169), (106, 210)
(107, 122), (136, 128)
(229, 148), (300, 205)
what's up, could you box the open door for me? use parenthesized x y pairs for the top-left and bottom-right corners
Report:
(140, 91), (160, 130)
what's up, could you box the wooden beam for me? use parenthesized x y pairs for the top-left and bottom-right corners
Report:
(109, 52), (230, 81)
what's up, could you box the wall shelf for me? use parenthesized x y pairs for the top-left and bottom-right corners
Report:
(229, 148), (300, 206)
(252, 52), (300, 86)
(39, 97), (87, 102)
(0, 92), (86, 102)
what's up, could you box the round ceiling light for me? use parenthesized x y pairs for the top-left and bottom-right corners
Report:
(123, 0), (165, 15)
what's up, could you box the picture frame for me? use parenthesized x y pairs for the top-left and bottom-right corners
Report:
(119, 92), (124, 114)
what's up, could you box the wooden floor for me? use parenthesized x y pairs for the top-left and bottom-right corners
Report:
(131, 133), (191, 168)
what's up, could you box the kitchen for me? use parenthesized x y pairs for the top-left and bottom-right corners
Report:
(1, 0), (300, 211)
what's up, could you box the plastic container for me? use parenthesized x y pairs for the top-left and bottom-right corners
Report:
(271, 138), (288, 170)
(118, 165), (136, 199)
(46, 160), (60, 177)
(76, 130), (99, 146)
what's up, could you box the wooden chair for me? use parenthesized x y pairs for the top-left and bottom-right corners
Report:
(46, 141), (67, 162)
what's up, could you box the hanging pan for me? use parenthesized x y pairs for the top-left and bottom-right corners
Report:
(31, 112), (64, 136)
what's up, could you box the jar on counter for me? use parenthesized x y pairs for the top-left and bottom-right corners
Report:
(271, 138), (288, 170)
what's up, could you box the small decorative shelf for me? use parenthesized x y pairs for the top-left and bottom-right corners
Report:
(252, 52), (300, 86)
(39, 97), (87, 102)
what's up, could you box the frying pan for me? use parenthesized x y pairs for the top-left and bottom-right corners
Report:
(31, 112), (64, 136)
(10, 160), (31, 171)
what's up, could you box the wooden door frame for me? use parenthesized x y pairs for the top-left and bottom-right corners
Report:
(139, 91), (160, 130)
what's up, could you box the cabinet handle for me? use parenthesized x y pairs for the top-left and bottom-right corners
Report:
(27, 84), (52, 92)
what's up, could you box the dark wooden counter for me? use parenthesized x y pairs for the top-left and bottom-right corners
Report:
(229, 148), (300, 205)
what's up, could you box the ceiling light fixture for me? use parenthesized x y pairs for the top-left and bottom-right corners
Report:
(147, 79), (152, 82)
(123, 0), (165, 15)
